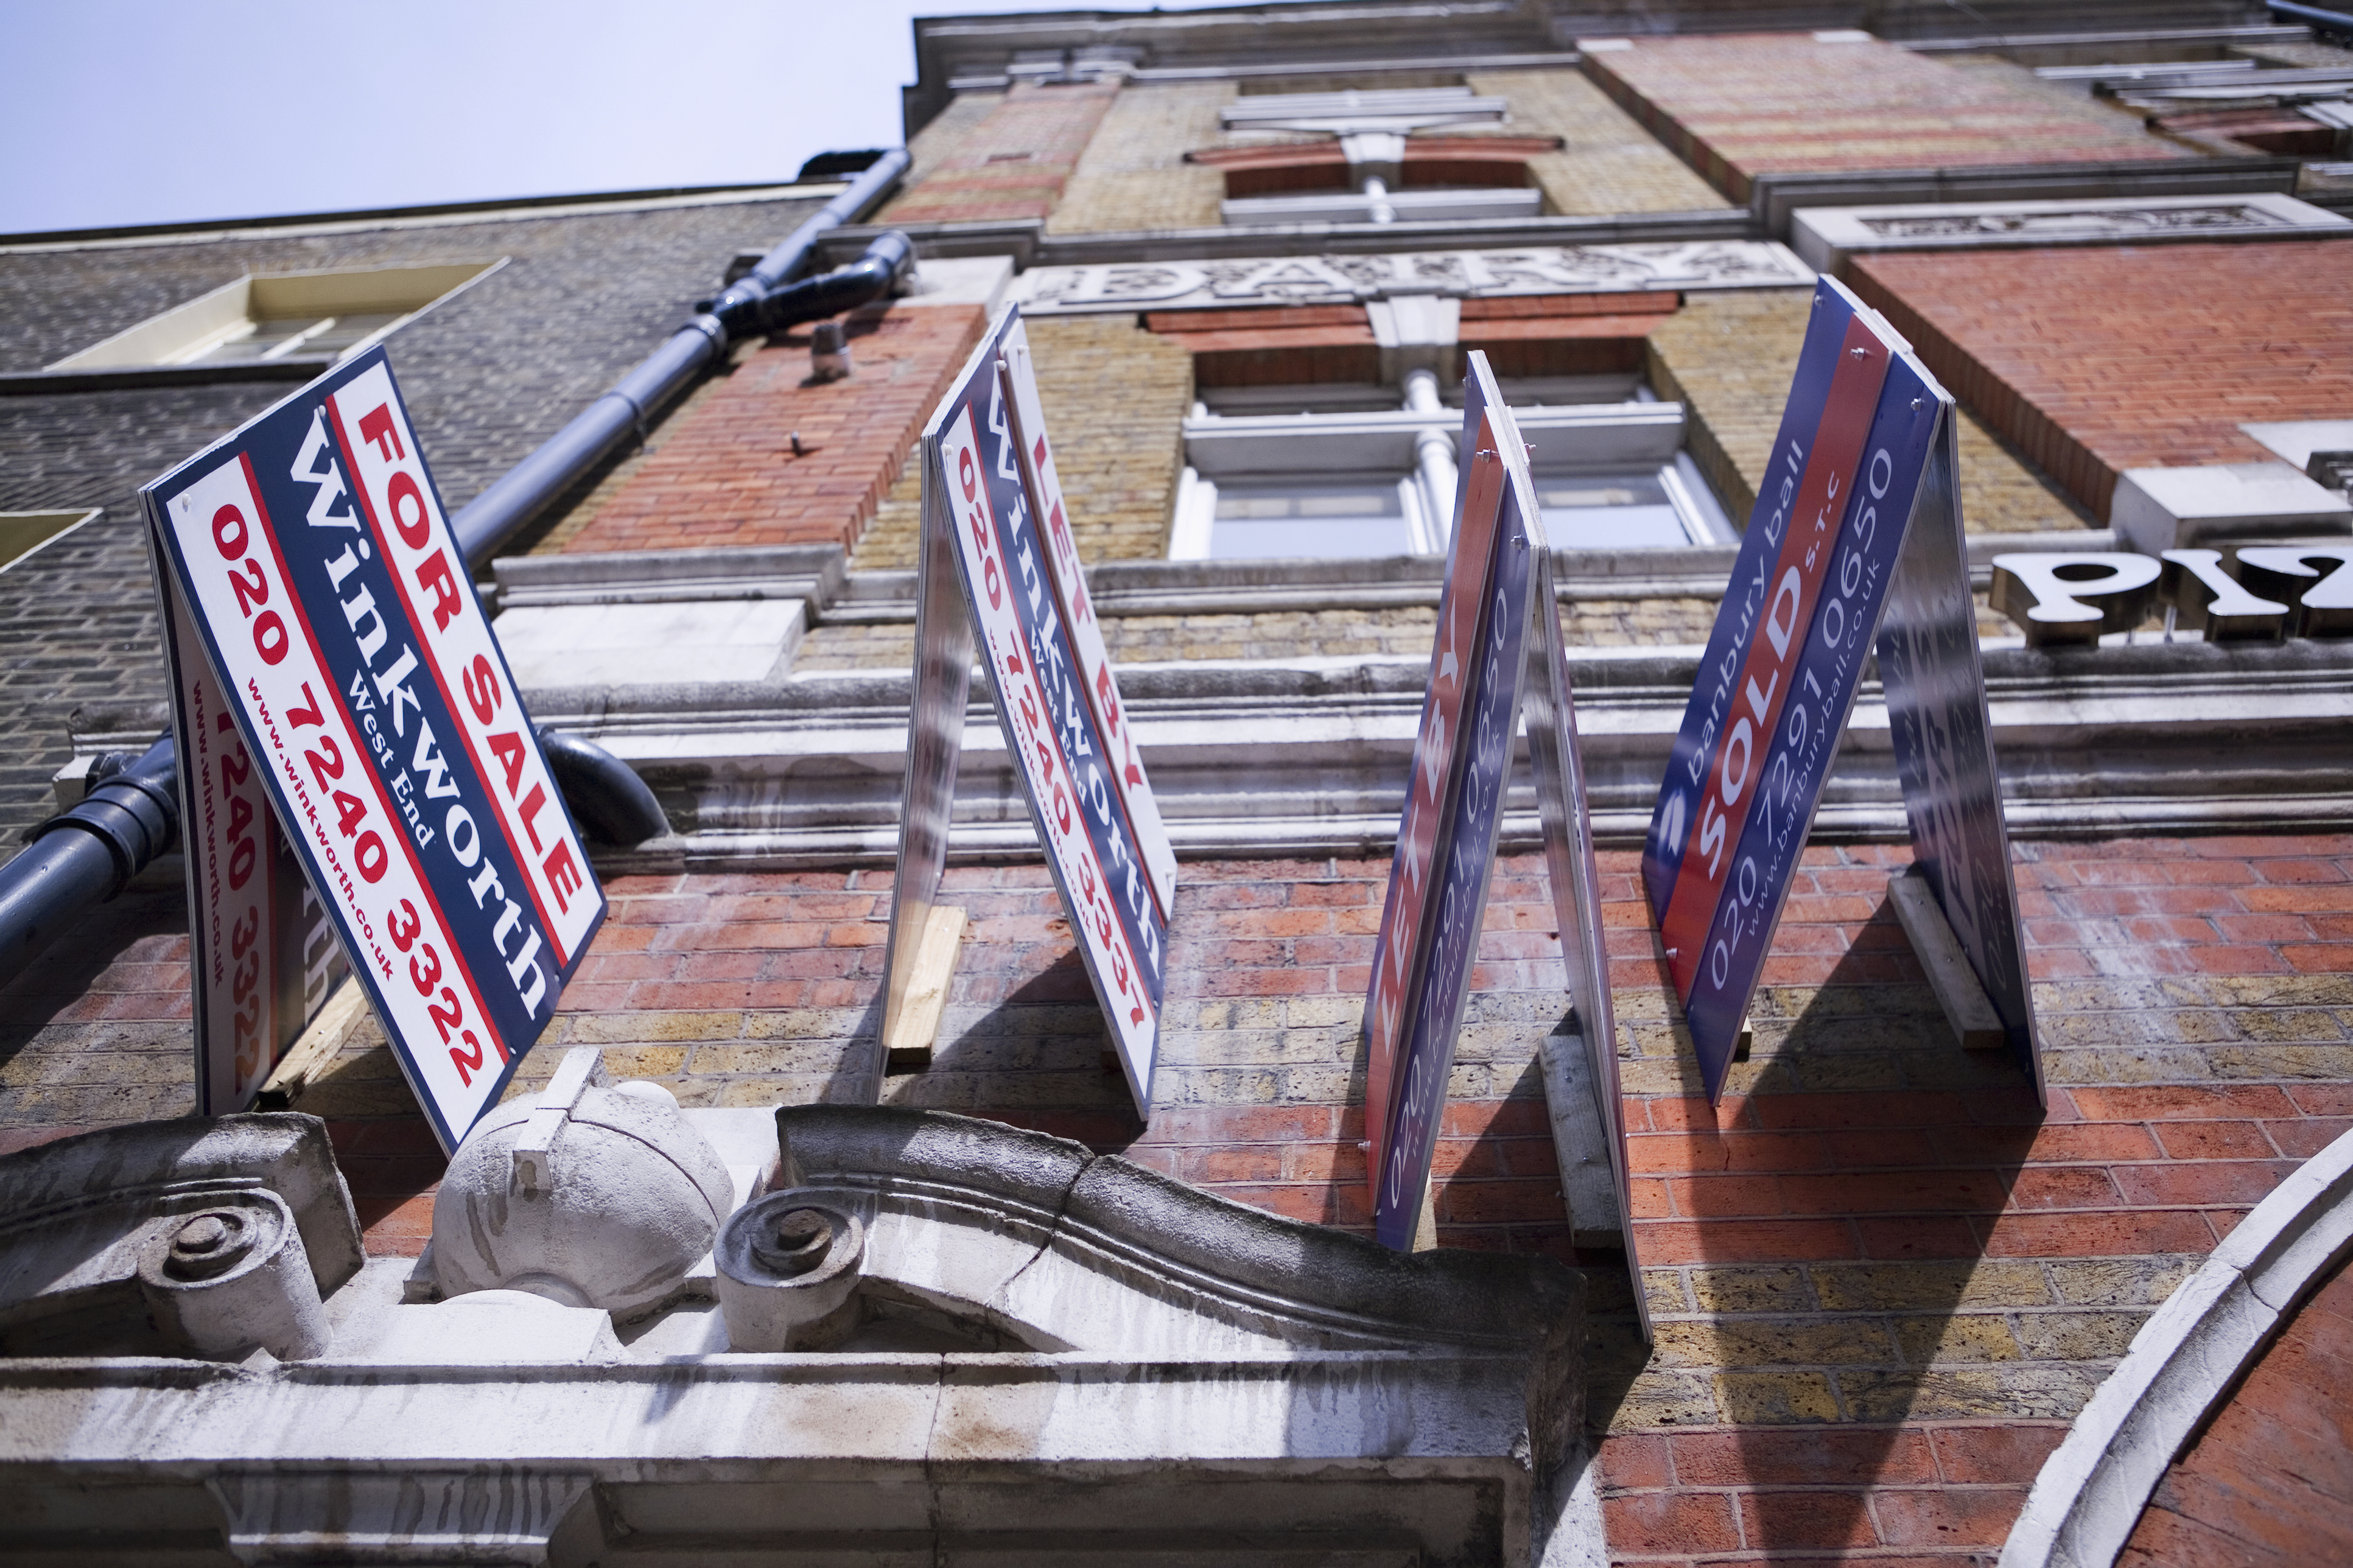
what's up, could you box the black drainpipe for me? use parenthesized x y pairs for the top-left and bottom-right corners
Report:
(451, 149), (912, 563)
(0, 152), (914, 990)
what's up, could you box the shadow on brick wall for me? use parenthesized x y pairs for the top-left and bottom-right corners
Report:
(1585, 914), (2050, 1559)
(0, 887), (192, 1128)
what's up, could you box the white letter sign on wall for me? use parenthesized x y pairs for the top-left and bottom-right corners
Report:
(141, 348), (606, 1151)
(887, 304), (1177, 1115)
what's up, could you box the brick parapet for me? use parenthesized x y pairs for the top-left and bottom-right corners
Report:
(553, 301), (988, 556)
(1580, 33), (2190, 205)
(1849, 241), (2353, 522)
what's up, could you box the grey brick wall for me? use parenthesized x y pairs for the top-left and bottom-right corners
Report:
(0, 193), (828, 858)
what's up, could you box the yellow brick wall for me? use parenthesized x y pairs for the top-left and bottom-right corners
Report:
(852, 315), (1192, 569)
(1647, 290), (2092, 536)
(1050, 82), (1234, 235)
(1463, 68), (1731, 215)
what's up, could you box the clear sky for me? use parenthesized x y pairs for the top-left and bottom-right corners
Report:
(0, 0), (1226, 234)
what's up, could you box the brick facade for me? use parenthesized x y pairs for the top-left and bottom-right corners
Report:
(0, 193), (829, 859)
(1050, 82), (1233, 235)
(850, 312), (1192, 569)
(1648, 288), (2097, 535)
(878, 80), (1121, 226)
(1583, 34), (2191, 204)
(8, 825), (2351, 1566)
(2119, 1251), (2353, 1565)
(1465, 68), (1731, 217)
(1851, 240), (2353, 520)
(555, 300), (988, 555)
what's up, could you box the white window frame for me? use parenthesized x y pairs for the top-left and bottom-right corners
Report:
(46, 261), (504, 373)
(1170, 400), (1735, 561)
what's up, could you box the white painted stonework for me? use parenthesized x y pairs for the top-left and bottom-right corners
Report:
(2001, 1124), (2353, 1568)
(1010, 241), (1815, 313)
(0, 1090), (1593, 1565)
(1789, 192), (2349, 272)
(491, 598), (808, 689)
(2109, 461), (2353, 554)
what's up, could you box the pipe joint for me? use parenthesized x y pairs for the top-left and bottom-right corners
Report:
(27, 737), (179, 898)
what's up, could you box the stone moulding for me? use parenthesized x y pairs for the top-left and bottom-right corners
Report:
(0, 1116), (363, 1360)
(776, 1104), (1584, 1362)
(0, 1107), (1591, 1566)
(1999, 1123), (2353, 1568)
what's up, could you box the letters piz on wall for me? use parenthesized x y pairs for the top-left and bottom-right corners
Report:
(889, 304), (1177, 1115)
(1642, 278), (2041, 1104)
(142, 349), (606, 1151)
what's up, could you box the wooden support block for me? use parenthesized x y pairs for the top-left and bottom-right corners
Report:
(1537, 1029), (1629, 1251)
(254, 978), (373, 1110)
(1412, 1174), (1439, 1253)
(1887, 870), (2008, 1051)
(883, 904), (967, 1074)
(1732, 1015), (1753, 1063)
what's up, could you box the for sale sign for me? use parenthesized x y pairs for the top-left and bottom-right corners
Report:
(1641, 278), (2040, 1103)
(141, 348), (605, 1151)
(887, 304), (1176, 1113)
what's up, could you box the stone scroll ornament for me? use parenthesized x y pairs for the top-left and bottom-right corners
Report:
(142, 348), (607, 1151)
(1362, 353), (1644, 1334)
(1641, 277), (2044, 1107)
(888, 304), (1179, 1116)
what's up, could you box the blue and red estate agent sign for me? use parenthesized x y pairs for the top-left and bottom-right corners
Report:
(1641, 278), (2041, 1105)
(889, 304), (1176, 1115)
(1366, 354), (1641, 1336)
(142, 348), (605, 1151)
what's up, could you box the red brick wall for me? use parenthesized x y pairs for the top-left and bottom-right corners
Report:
(2119, 1250), (2353, 1564)
(1851, 241), (2353, 520)
(559, 302), (987, 555)
(1582, 34), (2189, 203)
(882, 81), (1120, 225)
(7, 831), (2352, 1567)
(1147, 293), (1677, 387)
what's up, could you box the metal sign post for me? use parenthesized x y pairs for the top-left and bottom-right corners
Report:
(1365, 354), (1642, 1335)
(141, 348), (606, 1151)
(1641, 278), (2043, 1105)
(885, 304), (1177, 1115)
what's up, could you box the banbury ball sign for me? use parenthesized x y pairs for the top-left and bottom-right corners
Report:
(1642, 278), (2041, 1105)
(142, 348), (605, 1151)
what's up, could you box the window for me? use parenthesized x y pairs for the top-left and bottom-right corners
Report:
(46, 262), (499, 373)
(0, 510), (100, 575)
(1209, 86), (1544, 228)
(1169, 376), (1735, 561)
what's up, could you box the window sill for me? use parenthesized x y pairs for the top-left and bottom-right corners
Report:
(0, 357), (336, 396)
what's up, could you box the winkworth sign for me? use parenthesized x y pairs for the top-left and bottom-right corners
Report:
(143, 349), (605, 1150)
(889, 304), (1178, 1116)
